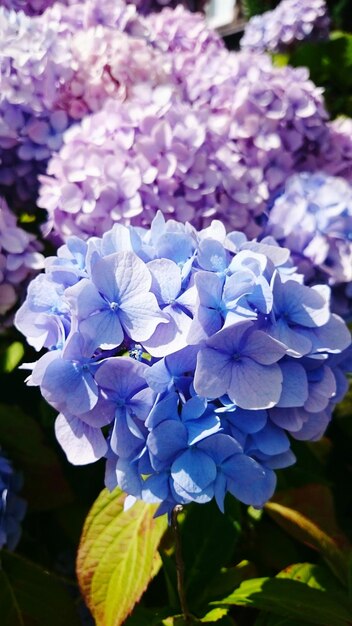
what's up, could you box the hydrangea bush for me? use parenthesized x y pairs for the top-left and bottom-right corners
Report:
(240, 0), (330, 53)
(15, 214), (351, 515)
(0, 450), (26, 550)
(1, 2), (352, 624)
(38, 50), (334, 241)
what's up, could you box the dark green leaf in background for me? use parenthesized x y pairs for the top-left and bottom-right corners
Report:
(214, 576), (352, 626)
(0, 550), (80, 626)
(0, 404), (73, 510)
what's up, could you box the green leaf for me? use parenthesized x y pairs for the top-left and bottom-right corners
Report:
(180, 498), (241, 611)
(0, 550), (80, 626)
(213, 577), (352, 626)
(265, 484), (351, 584)
(0, 342), (24, 373)
(201, 608), (229, 622)
(255, 614), (312, 626)
(277, 563), (343, 593)
(76, 487), (168, 626)
(0, 403), (73, 510)
(123, 607), (175, 626)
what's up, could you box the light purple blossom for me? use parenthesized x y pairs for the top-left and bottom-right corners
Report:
(0, 197), (44, 324)
(263, 172), (352, 317)
(240, 0), (330, 54)
(0, 0), (71, 16)
(39, 50), (331, 241)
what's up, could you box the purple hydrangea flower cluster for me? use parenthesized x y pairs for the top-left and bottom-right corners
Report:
(0, 450), (26, 550)
(240, 0), (330, 54)
(263, 171), (352, 317)
(15, 214), (351, 515)
(38, 49), (330, 241)
(0, 197), (44, 322)
(316, 118), (352, 184)
(0, 0), (68, 16)
(0, 0), (165, 207)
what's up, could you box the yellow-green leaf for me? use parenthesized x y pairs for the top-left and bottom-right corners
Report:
(76, 487), (168, 626)
(265, 484), (351, 585)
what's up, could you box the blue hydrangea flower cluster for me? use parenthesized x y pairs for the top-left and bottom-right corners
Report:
(263, 171), (352, 317)
(0, 197), (44, 325)
(0, 450), (26, 550)
(15, 214), (351, 515)
(240, 0), (330, 54)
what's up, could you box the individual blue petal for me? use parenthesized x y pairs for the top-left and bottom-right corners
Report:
(94, 357), (148, 400)
(224, 455), (277, 507)
(186, 412), (221, 446)
(143, 305), (192, 357)
(197, 238), (228, 273)
(268, 317), (312, 356)
(254, 449), (296, 470)
(80, 309), (124, 350)
(194, 348), (232, 399)
(195, 271), (224, 308)
(188, 306), (223, 344)
(273, 277), (330, 328)
(292, 409), (331, 441)
(197, 433), (242, 463)
(228, 360), (283, 410)
(182, 395), (208, 422)
(55, 413), (107, 465)
(145, 392), (179, 428)
(223, 407), (267, 434)
(144, 358), (171, 393)
(147, 420), (187, 470)
(250, 421), (290, 455)
(141, 473), (170, 504)
(66, 279), (105, 320)
(42, 357), (98, 415)
(119, 292), (167, 342)
(304, 365), (336, 412)
(147, 258), (181, 304)
(277, 361), (309, 407)
(303, 313), (351, 354)
(269, 407), (306, 432)
(171, 448), (217, 494)
(214, 472), (227, 512)
(115, 458), (143, 498)
(243, 330), (286, 364)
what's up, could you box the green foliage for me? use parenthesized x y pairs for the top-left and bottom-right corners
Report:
(265, 484), (351, 585)
(0, 341), (24, 373)
(240, 0), (276, 18)
(0, 550), (80, 626)
(213, 575), (352, 626)
(0, 403), (73, 510)
(275, 32), (352, 117)
(76, 487), (167, 626)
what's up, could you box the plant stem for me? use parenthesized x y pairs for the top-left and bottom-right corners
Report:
(172, 505), (192, 624)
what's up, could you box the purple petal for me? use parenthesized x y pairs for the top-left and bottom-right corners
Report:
(55, 413), (107, 465)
